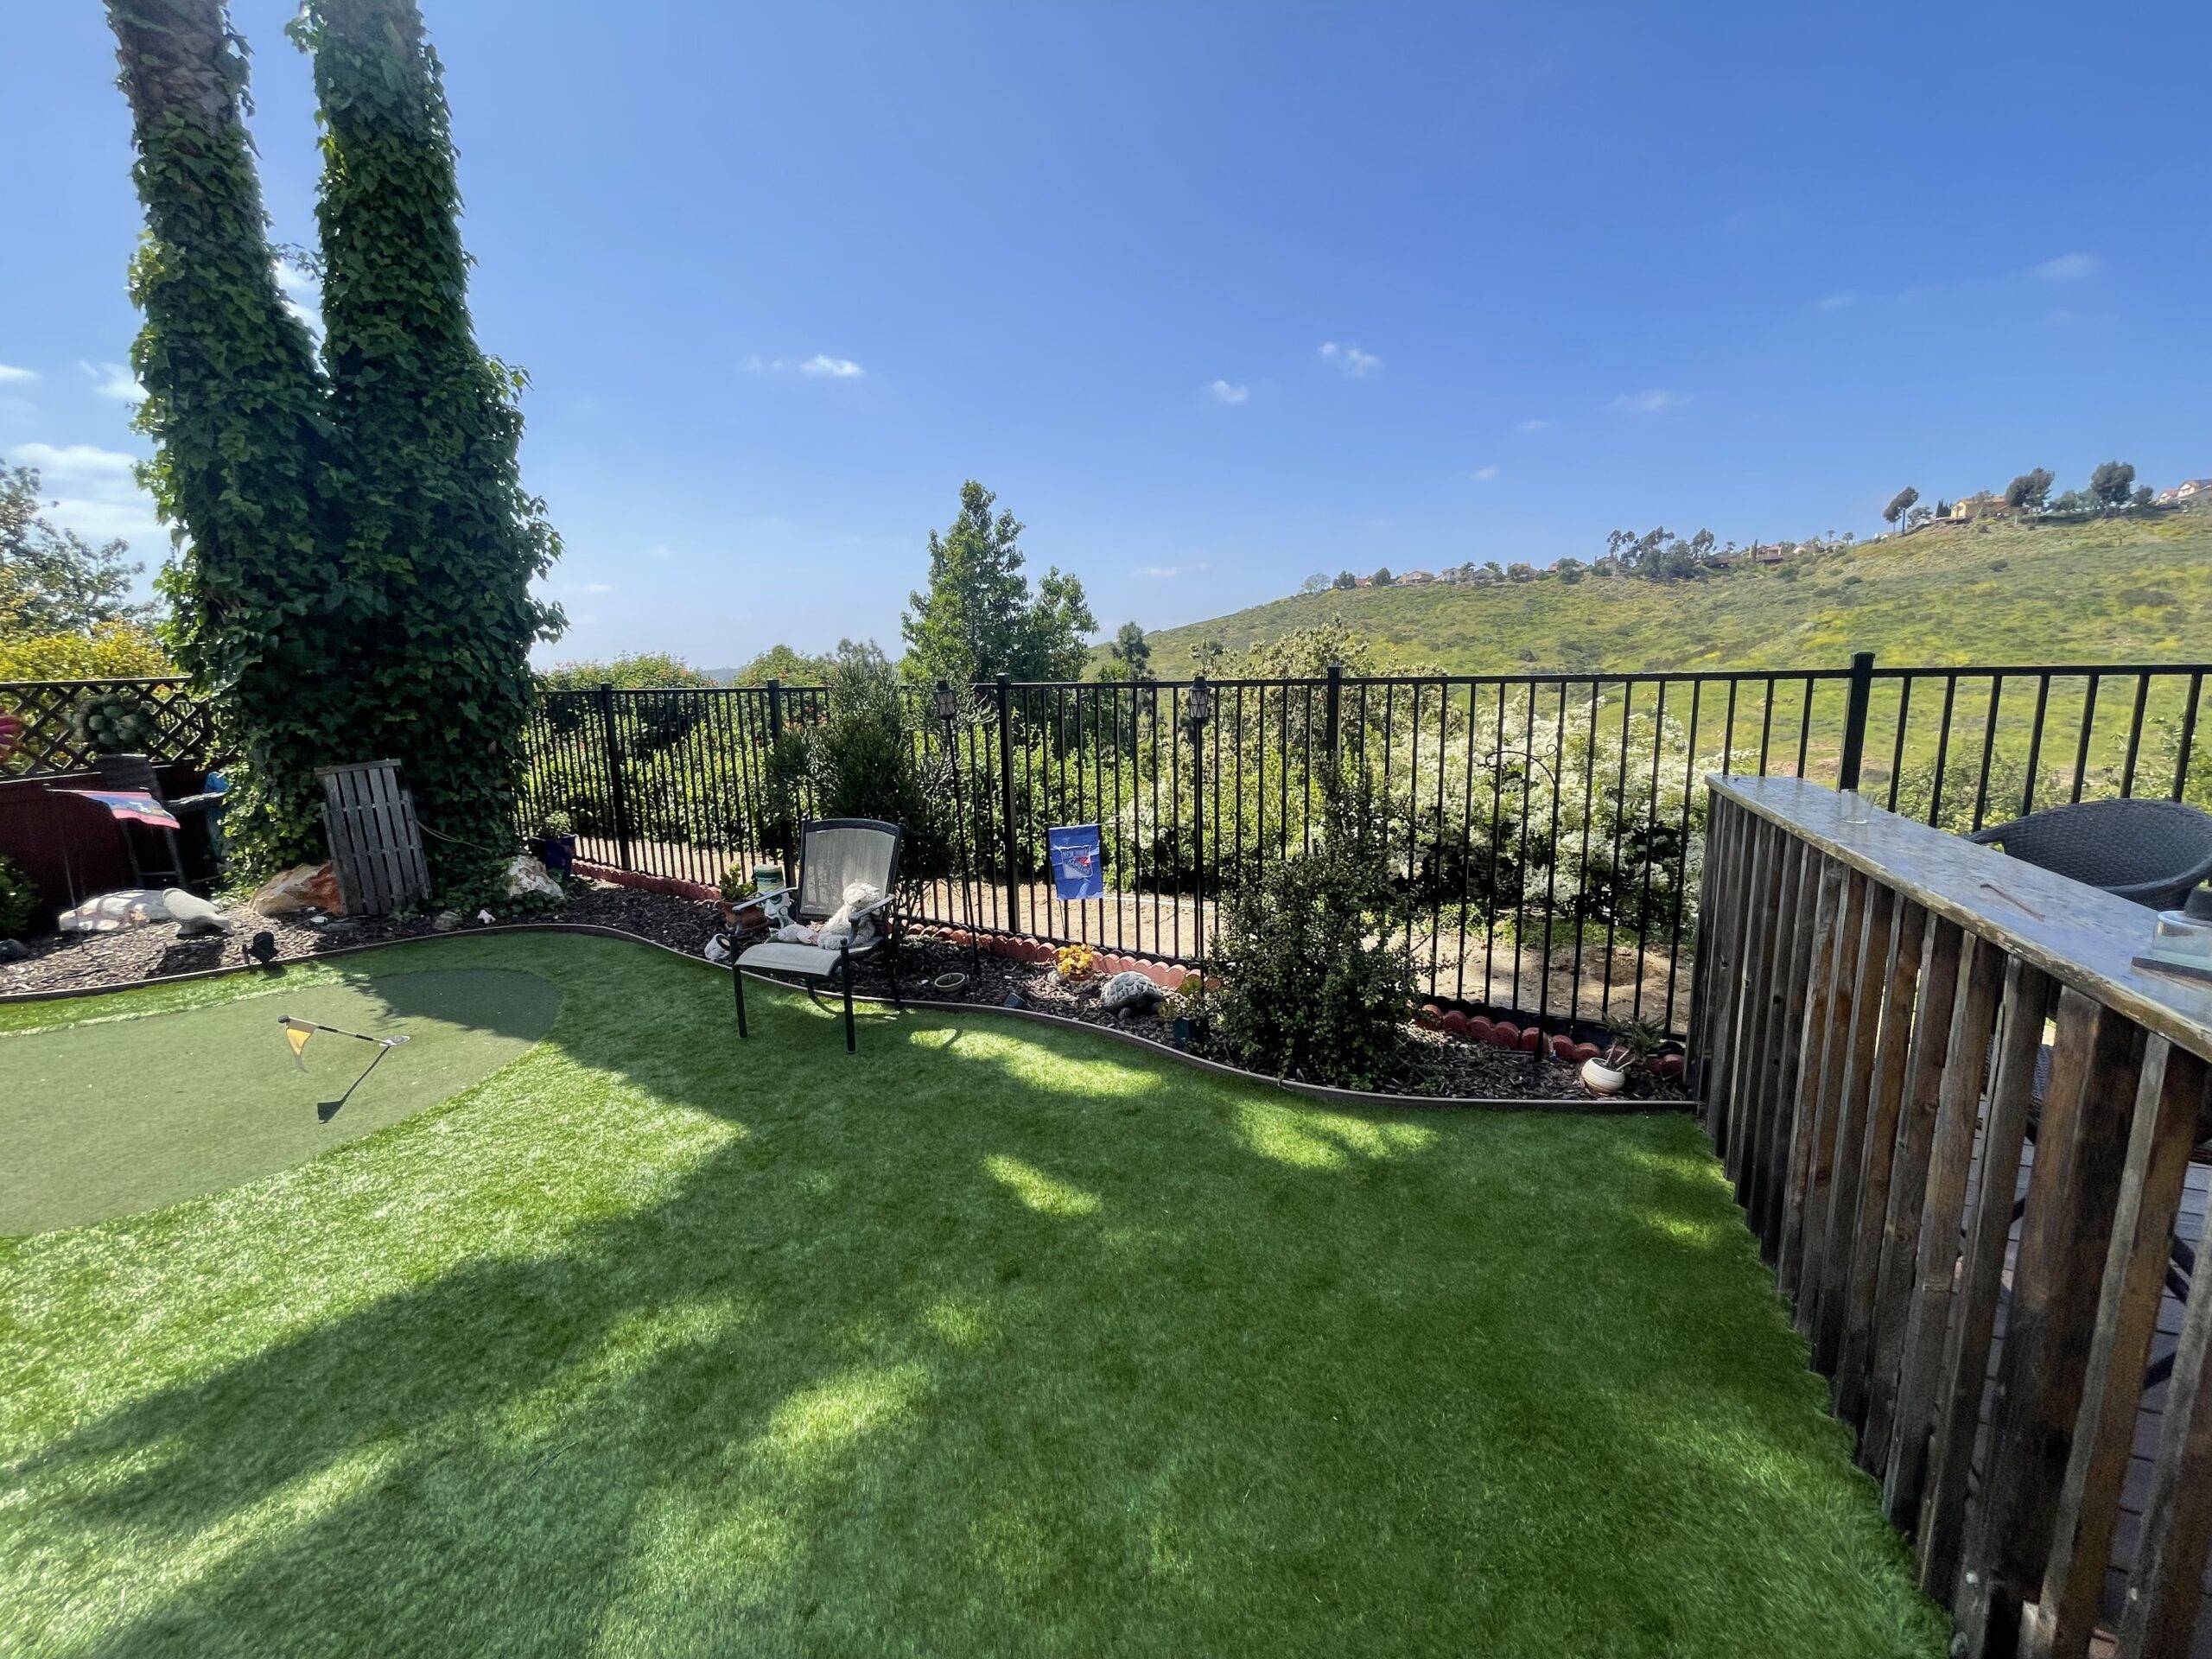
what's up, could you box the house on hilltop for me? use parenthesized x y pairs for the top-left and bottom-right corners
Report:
(1395, 569), (1437, 585)
(2156, 478), (2212, 505)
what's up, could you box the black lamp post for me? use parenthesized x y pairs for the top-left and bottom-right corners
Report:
(934, 679), (980, 975)
(1186, 674), (1211, 975)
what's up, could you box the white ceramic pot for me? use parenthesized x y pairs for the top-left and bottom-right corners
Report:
(1580, 1058), (1627, 1096)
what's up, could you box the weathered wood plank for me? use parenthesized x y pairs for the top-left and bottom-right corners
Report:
(1747, 836), (1811, 1249)
(1958, 991), (2146, 1656)
(1814, 880), (1899, 1375)
(2027, 1042), (2209, 1659)
(1834, 898), (1930, 1435)
(1758, 840), (1827, 1254)
(1727, 820), (1784, 1194)
(2117, 1122), (2212, 1657)
(1884, 935), (2010, 1534)
(1863, 917), (1967, 1475)
(1777, 857), (1847, 1300)
(1694, 800), (1749, 1132)
(1799, 868), (1872, 1344)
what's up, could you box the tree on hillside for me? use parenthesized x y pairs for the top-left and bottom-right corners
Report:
(1371, 567), (1395, 586)
(1555, 556), (1585, 584)
(1332, 570), (1357, 590)
(1107, 620), (1152, 678)
(1505, 562), (1536, 582)
(1883, 486), (1919, 527)
(728, 643), (835, 685)
(2004, 468), (2054, 512)
(0, 465), (152, 634)
(901, 480), (1096, 686)
(105, 0), (562, 887)
(1299, 573), (1330, 594)
(538, 652), (717, 692)
(2090, 461), (2137, 510)
(2050, 487), (2096, 515)
(2133, 484), (2155, 509)
(1935, 499), (1950, 518)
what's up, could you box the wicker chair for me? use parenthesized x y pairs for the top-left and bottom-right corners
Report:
(732, 818), (904, 1052)
(1966, 797), (2212, 911)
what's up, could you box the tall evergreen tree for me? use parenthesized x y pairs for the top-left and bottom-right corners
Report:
(105, 0), (561, 888)
(104, 0), (359, 871)
(901, 481), (1094, 685)
(296, 0), (563, 889)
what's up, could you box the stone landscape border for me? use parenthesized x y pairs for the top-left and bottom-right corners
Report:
(2, 922), (1693, 1116)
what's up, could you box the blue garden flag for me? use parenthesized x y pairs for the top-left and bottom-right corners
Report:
(1048, 823), (1104, 902)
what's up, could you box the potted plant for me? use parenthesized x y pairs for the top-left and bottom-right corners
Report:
(71, 689), (161, 758)
(533, 810), (577, 877)
(1054, 943), (1097, 984)
(718, 862), (760, 930)
(1584, 1015), (1669, 1097)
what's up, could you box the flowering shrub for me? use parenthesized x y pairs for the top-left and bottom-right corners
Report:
(1054, 944), (1096, 982)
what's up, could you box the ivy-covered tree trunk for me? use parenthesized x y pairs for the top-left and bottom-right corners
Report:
(104, 0), (362, 872)
(297, 0), (562, 894)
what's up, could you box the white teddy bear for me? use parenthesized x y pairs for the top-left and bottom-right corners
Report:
(774, 882), (884, 950)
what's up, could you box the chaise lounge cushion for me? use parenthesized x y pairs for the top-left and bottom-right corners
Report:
(737, 940), (871, 978)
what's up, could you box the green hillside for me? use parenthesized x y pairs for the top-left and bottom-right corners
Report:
(1137, 509), (2212, 678)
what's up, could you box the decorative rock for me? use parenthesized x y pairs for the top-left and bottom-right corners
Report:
(1099, 970), (1165, 1014)
(503, 855), (563, 901)
(431, 910), (462, 932)
(162, 887), (232, 938)
(253, 863), (343, 917)
(0, 938), (28, 963)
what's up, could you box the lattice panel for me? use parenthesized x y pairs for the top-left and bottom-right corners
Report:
(0, 677), (219, 779)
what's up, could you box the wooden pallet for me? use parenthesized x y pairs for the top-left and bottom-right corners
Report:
(318, 760), (431, 918)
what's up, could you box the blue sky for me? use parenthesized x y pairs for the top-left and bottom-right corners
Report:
(4, 1), (2205, 671)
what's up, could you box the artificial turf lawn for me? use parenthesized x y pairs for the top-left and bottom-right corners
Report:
(1, 968), (562, 1233)
(0, 933), (1948, 1657)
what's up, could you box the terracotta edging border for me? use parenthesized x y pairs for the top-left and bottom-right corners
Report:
(1, 922), (1692, 1116)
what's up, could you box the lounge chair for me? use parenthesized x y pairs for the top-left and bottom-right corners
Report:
(732, 818), (904, 1052)
(1966, 797), (2212, 911)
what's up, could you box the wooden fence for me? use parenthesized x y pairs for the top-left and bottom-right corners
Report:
(1694, 775), (2212, 1658)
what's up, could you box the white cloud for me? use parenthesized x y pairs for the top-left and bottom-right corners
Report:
(2033, 252), (2101, 283)
(274, 259), (324, 334)
(1471, 466), (1499, 481)
(1817, 290), (1858, 310)
(1136, 562), (1210, 578)
(1205, 378), (1249, 404)
(80, 360), (144, 404)
(9, 441), (160, 543)
(1516, 417), (1553, 433)
(1319, 341), (1381, 377)
(1610, 389), (1692, 415)
(0, 363), (37, 384)
(580, 582), (615, 594)
(747, 353), (868, 379)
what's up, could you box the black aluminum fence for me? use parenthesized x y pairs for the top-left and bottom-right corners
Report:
(514, 657), (2212, 1042)
(0, 677), (219, 779)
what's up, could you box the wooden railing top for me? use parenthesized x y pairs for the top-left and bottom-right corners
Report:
(1709, 773), (2212, 1065)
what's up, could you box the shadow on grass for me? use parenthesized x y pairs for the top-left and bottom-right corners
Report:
(3, 934), (1945, 1659)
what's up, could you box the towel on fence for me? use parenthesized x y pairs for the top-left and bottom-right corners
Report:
(772, 883), (883, 950)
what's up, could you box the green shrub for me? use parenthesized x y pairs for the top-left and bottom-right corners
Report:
(1209, 772), (1421, 1091)
(775, 641), (953, 887)
(0, 854), (36, 938)
(69, 690), (161, 755)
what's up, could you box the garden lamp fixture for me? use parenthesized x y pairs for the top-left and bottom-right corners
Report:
(1186, 675), (1212, 729)
(932, 678), (959, 726)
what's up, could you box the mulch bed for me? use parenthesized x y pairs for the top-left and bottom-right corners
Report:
(3, 881), (1683, 1105)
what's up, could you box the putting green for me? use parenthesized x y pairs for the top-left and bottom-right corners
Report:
(1, 969), (562, 1234)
